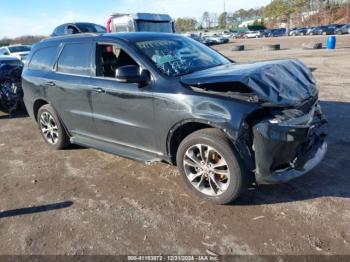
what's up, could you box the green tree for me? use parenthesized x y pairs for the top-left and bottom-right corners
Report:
(218, 12), (228, 28)
(175, 18), (198, 32)
(264, 0), (291, 19)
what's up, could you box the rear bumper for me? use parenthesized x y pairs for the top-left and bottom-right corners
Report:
(252, 102), (328, 184)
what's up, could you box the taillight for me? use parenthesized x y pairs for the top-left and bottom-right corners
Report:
(106, 17), (112, 33)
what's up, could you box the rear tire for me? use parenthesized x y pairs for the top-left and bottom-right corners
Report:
(37, 104), (70, 150)
(176, 128), (247, 205)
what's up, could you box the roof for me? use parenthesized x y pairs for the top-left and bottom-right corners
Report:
(41, 32), (181, 45)
(58, 22), (103, 27)
(104, 32), (180, 41)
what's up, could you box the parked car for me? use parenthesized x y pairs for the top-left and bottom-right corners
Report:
(203, 35), (226, 44)
(309, 25), (336, 35)
(244, 31), (261, 38)
(184, 33), (207, 45)
(0, 56), (23, 113)
(306, 27), (316, 35)
(22, 33), (328, 204)
(335, 24), (350, 35)
(235, 31), (248, 39)
(0, 45), (31, 62)
(270, 28), (287, 37)
(260, 29), (272, 37)
(51, 22), (106, 37)
(289, 27), (309, 36)
(221, 31), (232, 39)
(230, 31), (239, 38)
(107, 13), (175, 33)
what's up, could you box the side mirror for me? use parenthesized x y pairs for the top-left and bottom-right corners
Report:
(115, 65), (141, 83)
(115, 65), (151, 88)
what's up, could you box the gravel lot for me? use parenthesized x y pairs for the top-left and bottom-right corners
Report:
(0, 35), (349, 256)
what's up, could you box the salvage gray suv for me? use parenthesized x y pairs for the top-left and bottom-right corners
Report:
(22, 33), (327, 204)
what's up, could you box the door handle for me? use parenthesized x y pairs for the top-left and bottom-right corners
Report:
(45, 81), (56, 87)
(93, 87), (105, 94)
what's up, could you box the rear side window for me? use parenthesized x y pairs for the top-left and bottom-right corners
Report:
(57, 43), (91, 76)
(29, 46), (58, 71)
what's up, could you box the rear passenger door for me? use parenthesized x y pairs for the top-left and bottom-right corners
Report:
(47, 41), (97, 137)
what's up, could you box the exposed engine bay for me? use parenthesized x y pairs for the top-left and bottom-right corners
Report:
(0, 62), (23, 114)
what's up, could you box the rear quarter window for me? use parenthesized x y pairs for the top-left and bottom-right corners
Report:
(57, 43), (92, 76)
(28, 46), (58, 71)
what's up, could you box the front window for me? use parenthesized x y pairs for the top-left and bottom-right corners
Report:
(95, 43), (138, 78)
(135, 38), (230, 77)
(8, 45), (31, 53)
(136, 21), (173, 33)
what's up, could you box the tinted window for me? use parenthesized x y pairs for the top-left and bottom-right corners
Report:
(76, 23), (106, 33)
(57, 43), (91, 76)
(54, 26), (65, 35)
(136, 21), (173, 33)
(29, 46), (58, 71)
(9, 45), (31, 53)
(67, 26), (79, 34)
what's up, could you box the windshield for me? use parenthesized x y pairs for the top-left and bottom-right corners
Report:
(135, 38), (231, 77)
(8, 45), (31, 53)
(136, 21), (173, 33)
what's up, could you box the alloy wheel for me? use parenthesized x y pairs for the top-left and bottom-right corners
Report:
(183, 144), (230, 196)
(39, 111), (59, 144)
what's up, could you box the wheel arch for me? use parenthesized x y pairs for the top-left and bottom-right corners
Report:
(166, 119), (238, 165)
(33, 98), (71, 138)
(33, 98), (49, 122)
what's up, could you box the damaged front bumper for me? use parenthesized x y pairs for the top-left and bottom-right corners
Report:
(252, 102), (328, 184)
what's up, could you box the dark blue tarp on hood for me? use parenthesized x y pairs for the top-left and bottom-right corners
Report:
(181, 59), (318, 107)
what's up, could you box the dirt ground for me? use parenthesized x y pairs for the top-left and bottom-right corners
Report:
(0, 35), (349, 256)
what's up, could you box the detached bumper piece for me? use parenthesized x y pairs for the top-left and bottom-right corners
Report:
(253, 102), (328, 184)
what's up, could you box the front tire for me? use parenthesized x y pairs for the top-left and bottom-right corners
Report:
(37, 104), (70, 150)
(176, 128), (247, 204)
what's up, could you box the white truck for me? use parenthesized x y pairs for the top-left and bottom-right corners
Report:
(0, 45), (31, 62)
(106, 13), (175, 33)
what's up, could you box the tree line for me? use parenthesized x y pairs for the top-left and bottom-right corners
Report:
(175, 0), (350, 32)
(175, 7), (264, 32)
(0, 35), (47, 47)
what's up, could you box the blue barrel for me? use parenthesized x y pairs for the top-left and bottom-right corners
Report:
(326, 36), (336, 49)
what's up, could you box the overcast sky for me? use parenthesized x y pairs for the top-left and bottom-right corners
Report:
(0, 0), (271, 38)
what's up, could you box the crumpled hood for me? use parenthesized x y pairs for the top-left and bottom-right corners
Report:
(181, 59), (318, 106)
